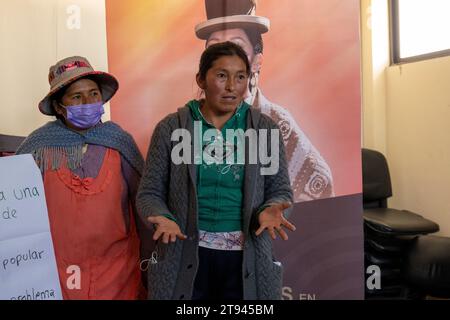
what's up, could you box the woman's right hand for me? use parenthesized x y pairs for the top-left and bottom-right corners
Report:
(147, 215), (187, 244)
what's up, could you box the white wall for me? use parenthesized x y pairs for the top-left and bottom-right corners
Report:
(362, 0), (450, 236)
(361, 0), (389, 155)
(386, 57), (450, 236)
(0, 0), (109, 137)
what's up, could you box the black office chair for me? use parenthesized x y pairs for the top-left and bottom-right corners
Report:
(404, 235), (450, 298)
(362, 148), (440, 299)
(362, 149), (439, 235)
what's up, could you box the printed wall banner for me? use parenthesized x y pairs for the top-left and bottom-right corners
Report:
(106, 0), (363, 299)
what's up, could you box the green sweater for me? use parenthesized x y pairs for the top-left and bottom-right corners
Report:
(188, 100), (249, 232)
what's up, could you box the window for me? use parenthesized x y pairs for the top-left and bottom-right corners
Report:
(390, 0), (450, 64)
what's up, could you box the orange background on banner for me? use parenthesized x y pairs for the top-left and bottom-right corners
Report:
(105, 0), (362, 197)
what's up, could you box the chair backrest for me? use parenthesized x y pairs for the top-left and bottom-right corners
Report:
(0, 134), (25, 156)
(362, 148), (392, 209)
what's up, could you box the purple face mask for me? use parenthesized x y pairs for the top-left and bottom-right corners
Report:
(60, 102), (104, 129)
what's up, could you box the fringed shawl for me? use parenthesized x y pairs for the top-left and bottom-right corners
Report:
(16, 120), (144, 175)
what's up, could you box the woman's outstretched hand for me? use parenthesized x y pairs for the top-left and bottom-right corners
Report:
(147, 215), (187, 244)
(256, 202), (296, 240)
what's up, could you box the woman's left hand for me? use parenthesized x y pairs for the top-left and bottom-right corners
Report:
(255, 202), (296, 240)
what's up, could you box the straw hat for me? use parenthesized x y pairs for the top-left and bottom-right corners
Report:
(39, 56), (118, 115)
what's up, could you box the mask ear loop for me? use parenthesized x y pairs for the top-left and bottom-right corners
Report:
(58, 102), (69, 111)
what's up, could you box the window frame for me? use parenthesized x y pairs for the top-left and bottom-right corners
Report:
(390, 0), (450, 64)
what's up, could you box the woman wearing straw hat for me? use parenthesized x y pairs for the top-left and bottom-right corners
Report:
(17, 56), (145, 300)
(195, 0), (334, 203)
(137, 42), (295, 300)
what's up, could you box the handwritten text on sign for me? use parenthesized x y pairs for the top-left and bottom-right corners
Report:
(0, 154), (62, 300)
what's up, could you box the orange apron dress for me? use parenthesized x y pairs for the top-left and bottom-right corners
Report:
(43, 148), (142, 300)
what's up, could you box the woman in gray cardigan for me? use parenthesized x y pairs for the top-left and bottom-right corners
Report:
(137, 42), (295, 300)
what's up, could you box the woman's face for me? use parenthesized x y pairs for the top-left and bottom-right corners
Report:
(207, 28), (255, 65)
(54, 78), (103, 130)
(60, 78), (103, 107)
(197, 55), (249, 116)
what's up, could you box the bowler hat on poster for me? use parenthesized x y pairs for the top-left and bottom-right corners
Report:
(195, 0), (270, 40)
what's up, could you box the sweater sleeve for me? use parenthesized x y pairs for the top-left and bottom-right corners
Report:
(258, 118), (294, 218)
(136, 120), (176, 222)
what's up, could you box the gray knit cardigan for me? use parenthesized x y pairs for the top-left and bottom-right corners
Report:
(136, 105), (293, 300)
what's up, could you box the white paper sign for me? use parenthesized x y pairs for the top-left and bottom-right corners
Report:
(0, 154), (62, 300)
